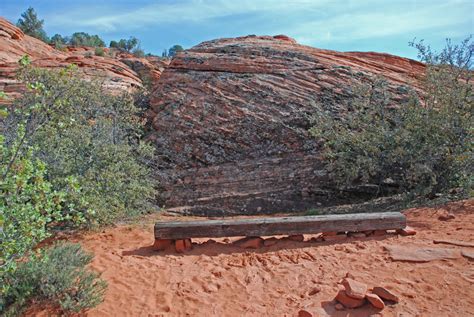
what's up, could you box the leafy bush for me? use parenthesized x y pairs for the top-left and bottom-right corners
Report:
(95, 47), (105, 56)
(309, 37), (473, 198)
(4, 59), (157, 226)
(167, 44), (184, 57)
(110, 37), (139, 52)
(50, 34), (67, 46)
(1, 135), (68, 281)
(1, 243), (106, 316)
(133, 48), (145, 58)
(69, 32), (105, 47)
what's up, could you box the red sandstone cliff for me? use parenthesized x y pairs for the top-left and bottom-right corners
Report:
(0, 17), (168, 105)
(148, 35), (425, 215)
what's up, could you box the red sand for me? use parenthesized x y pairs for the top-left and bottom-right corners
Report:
(32, 200), (474, 316)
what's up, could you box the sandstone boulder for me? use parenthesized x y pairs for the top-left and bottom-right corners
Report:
(148, 35), (424, 215)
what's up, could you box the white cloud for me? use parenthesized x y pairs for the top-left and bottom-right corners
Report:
(45, 0), (473, 48)
(287, 0), (473, 46)
(47, 0), (332, 31)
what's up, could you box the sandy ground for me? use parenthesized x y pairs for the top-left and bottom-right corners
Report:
(32, 200), (474, 316)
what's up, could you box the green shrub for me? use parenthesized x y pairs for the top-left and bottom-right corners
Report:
(1, 243), (106, 316)
(94, 47), (105, 56)
(1, 85), (86, 311)
(132, 48), (145, 58)
(110, 37), (139, 52)
(4, 60), (157, 226)
(69, 32), (105, 47)
(0, 135), (65, 281)
(309, 37), (473, 199)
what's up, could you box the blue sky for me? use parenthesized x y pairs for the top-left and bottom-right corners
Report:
(1, 0), (473, 59)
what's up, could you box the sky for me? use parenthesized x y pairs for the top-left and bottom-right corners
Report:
(1, 0), (473, 59)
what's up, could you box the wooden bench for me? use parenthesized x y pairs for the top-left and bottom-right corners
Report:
(154, 212), (406, 252)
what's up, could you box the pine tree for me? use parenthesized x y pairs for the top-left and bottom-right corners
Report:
(16, 7), (49, 43)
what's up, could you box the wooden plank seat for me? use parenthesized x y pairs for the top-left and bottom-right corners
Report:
(154, 212), (407, 252)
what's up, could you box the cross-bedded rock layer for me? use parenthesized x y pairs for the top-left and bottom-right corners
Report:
(148, 35), (425, 215)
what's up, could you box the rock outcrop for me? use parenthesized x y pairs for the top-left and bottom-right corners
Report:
(148, 35), (425, 215)
(0, 17), (168, 105)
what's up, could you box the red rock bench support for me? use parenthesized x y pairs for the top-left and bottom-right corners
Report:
(154, 212), (406, 252)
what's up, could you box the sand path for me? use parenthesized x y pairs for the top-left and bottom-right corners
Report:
(32, 200), (474, 316)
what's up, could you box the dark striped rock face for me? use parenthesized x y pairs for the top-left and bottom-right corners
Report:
(148, 35), (425, 215)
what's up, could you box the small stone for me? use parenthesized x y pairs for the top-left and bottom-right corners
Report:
(175, 240), (186, 253)
(438, 213), (455, 221)
(396, 226), (416, 236)
(372, 287), (400, 303)
(263, 237), (279, 247)
(373, 230), (387, 236)
(184, 238), (192, 250)
(308, 286), (321, 296)
(288, 234), (304, 242)
(335, 290), (366, 308)
(235, 237), (264, 249)
(298, 309), (312, 317)
(153, 239), (173, 251)
(342, 278), (367, 299)
(335, 245), (344, 251)
(335, 303), (345, 311)
(366, 293), (385, 309)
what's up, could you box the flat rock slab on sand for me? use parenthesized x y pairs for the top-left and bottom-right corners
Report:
(433, 239), (474, 248)
(385, 245), (460, 262)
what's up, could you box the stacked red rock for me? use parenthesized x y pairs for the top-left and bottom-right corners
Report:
(148, 35), (425, 215)
(335, 278), (367, 308)
(334, 277), (399, 311)
(0, 17), (168, 105)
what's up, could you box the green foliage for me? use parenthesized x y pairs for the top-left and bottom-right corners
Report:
(132, 48), (145, 58)
(5, 62), (157, 226)
(110, 37), (139, 52)
(94, 47), (105, 56)
(0, 138), (66, 278)
(168, 44), (184, 57)
(309, 37), (473, 199)
(1, 243), (106, 315)
(16, 7), (49, 43)
(69, 32), (105, 47)
(50, 34), (68, 50)
(50, 34), (67, 45)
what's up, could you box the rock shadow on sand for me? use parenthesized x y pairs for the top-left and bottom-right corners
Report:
(121, 234), (393, 257)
